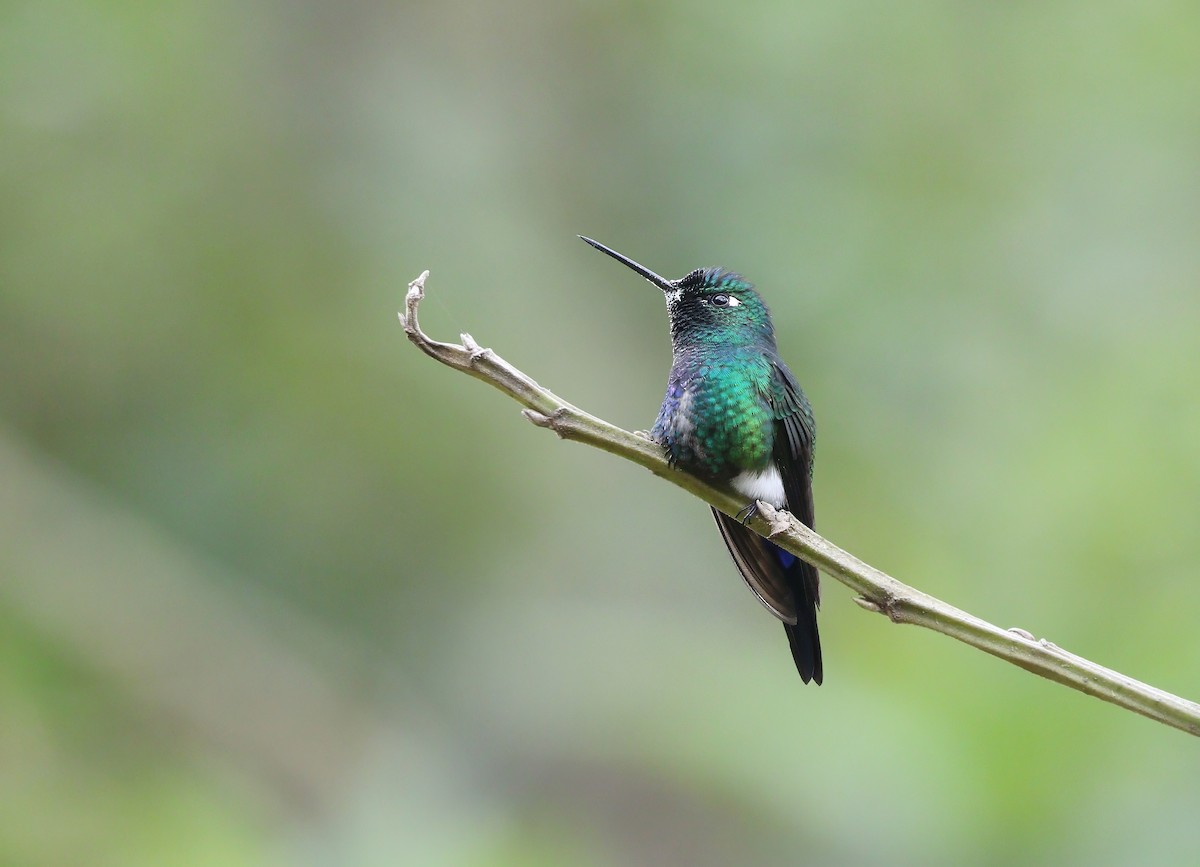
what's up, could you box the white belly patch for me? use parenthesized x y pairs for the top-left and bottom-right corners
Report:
(731, 465), (786, 507)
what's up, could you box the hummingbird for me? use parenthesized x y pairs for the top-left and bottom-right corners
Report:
(581, 236), (822, 684)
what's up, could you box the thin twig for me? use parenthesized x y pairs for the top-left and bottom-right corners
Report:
(400, 270), (1200, 737)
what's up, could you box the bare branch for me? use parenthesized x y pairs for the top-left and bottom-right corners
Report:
(400, 270), (1200, 737)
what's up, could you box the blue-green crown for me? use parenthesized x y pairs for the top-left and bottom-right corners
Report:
(678, 268), (754, 293)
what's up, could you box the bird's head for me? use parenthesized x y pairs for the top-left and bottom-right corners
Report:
(579, 236), (775, 349)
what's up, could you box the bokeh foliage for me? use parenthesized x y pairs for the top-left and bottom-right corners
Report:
(2, 1), (1199, 864)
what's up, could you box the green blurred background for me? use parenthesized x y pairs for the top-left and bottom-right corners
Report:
(2, 1), (1199, 864)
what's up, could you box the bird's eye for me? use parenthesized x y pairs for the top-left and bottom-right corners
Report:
(711, 294), (730, 307)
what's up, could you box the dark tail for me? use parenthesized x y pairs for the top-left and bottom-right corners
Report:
(782, 546), (823, 685)
(712, 509), (822, 684)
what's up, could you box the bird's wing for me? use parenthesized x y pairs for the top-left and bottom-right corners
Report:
(767, 360), (822, 682)
(768, 360), (816, 531)
(711, 500), (822, 682)
(712, 508), (798, 624)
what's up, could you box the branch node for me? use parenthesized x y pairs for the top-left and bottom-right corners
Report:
(522, 409), (551, 428)
(854, 596), (883, 614)
(459, 333), (494, 366)
(522, 407), (570, 438)
(756, 501), (794, 538)
(879, 593), (905, 622)
(1008, 627), (1036, 641)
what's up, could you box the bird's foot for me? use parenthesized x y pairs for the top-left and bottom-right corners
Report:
(735, 501), (759, 526)
(633, 429), (652, 440)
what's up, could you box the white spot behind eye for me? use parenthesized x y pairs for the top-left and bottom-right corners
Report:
(727, 296), (741, 307)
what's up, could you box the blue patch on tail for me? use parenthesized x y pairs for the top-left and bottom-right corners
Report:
(773, 544), (797, 569)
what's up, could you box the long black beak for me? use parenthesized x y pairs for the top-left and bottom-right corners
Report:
(579, 236), (674, 292)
